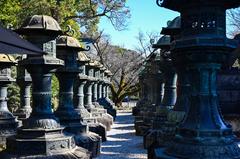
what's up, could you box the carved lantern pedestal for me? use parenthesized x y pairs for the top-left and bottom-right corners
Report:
(74, 52), (107, 142)
(14, 56), (32, 120)
(54, 35), (101, 157)
(153, 1), (240, 158)
(0, 55), (18, 146)
(0, 15), (90, 159)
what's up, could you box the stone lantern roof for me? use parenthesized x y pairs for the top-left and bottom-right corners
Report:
(152, 35), (171, 49)
(77, 52), (90, 62)
(87, 59), (96, 67)
(56, 35), (85, 50)
(0, 54), (16, 63)
(105, 70), (113, 76)
(92, 60), (103, 68)
(159, 0), (240, 11)
(100, 66), (107, 71)
(161, 16), (181, 35)
(16, 15), (62, 35)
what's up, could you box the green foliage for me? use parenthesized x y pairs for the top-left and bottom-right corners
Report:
(8, 66), (20, 112)
(0, 0), (130, 37)
(8, 83), (20, 112)
(51, 74), (59, 110)
(0, 0), (21, 27)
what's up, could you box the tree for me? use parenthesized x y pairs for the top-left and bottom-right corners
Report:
(134, 31), (159, 58)
(88, 31), (143, 107)
(0, 0), (21, 27)
(0, 0), (130, 37)
(0, 0), (130, 110)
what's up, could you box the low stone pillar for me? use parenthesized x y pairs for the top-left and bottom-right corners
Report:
(0, 55), (18, 146)
(0, 15), (90, 158)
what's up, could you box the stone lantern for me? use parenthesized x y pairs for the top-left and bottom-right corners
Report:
(146, 17), (186, 156)
(133, 65), (153, 117)
(136, 52), (167, 137)
(74, 52), (107, 142)
(153, 36), (177, 111)
(0, 54), (18, 146)
(135, 36), (173, 137)
(0, 15), (90, 158)
(93, 62), (114, 126)
(84, 60), (113, 131)
(97, 66), (106, 100)
(134, 62), (154, 136)
(14, 55), (32, 120)
(98, 69), (117, 120)
(55, 35), (101, 157)
(154, 0), (240, 158)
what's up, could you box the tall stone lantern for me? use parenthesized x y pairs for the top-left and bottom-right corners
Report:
(137, 52), (166, 136)
(74, 52), (107, 142)
(84, 60), (112, 131)
(14, 55), (32, 120)
(55, 35), (101, 157)
(154, 0), (240, 158)
(0, 54), (18, 146)
(133, 66), (153, 117)
(152, 36), (177, 111)
(0, 15), (90, 158)
(98, 69), (117, 120)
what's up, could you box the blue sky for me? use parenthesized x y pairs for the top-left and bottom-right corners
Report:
(99, 1), (236, 51)
(99, 0), (179, 50)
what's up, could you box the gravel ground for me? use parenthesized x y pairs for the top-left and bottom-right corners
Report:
(97, 111), (147, 159)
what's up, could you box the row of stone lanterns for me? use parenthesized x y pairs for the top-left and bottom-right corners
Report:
(0, 15), (116, 159)
(134, 0), (240, 159)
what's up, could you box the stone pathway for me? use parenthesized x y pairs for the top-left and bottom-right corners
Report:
(97, 111), (147, 159)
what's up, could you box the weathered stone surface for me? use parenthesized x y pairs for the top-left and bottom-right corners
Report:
(55, 35), (101, 158)
(0, 55), (18, 146)
(153, 1), (240, 158)
(74, 59), (107, 142)
(1, 15), (90, 159)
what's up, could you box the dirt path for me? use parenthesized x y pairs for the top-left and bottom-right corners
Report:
(97, 111), (147, 159)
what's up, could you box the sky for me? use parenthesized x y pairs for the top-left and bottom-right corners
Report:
(99, 0), (179, 50)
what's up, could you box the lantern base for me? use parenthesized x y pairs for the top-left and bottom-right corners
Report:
(14, 107), (32, 120)
(1, 127), (90, 159)
(88, 123), (107, 142)
(97, 98), (117, 120)
(63, 122), (102, 158)
(152, 137), (240, 159)
(0, 113), (18, 146)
